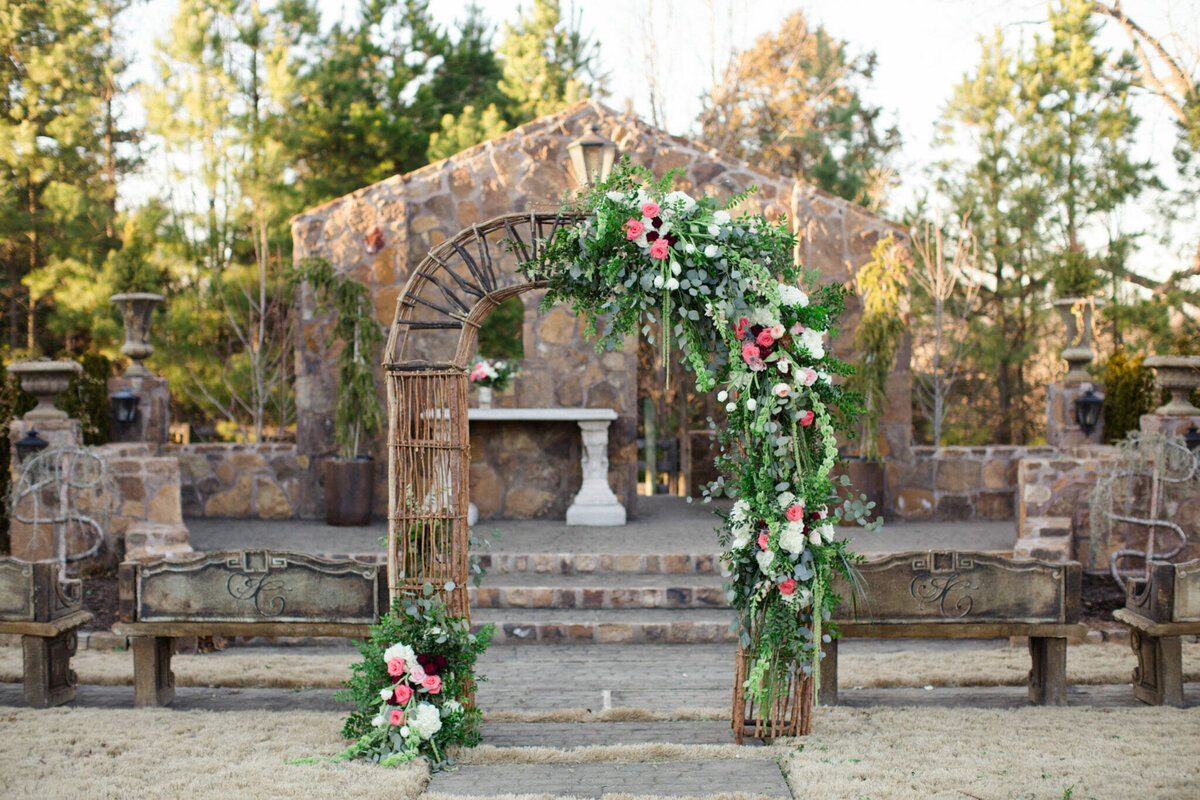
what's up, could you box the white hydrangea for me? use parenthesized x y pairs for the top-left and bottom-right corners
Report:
(777, 491), (795, 509)
(606, 190), (627, 204)
(756, 548), (776, 575)
(800, 327), (826, 359)
(779, 520), (807, 556)
(777, 283), (809, 308)
(379, 687), (393, 702)
(664, 190), (697, 214)
(409, 702), (443, 741)
(383, 642), (416, 668)
(749, 308), (781, 330)
(712, 210), (731, 226)
(730, 524), (752, 551)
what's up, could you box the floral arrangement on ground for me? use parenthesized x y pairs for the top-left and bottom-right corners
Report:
(322, 591), (492, 769)
(469, 358), (519, 392)
(522, 158), (871, 710)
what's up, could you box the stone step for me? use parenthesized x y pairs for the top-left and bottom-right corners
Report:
(471, 607), (738, 645)
(478, 720), (751, 747)
(475, 551), (723, 575)
(469, 572), (729, 609)
(426, 759), (792, 799)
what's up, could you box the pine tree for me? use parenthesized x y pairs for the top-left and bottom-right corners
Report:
(427, 104), (508, 162)
(697, 11), (900, 207)
(497, 0), (603, 123)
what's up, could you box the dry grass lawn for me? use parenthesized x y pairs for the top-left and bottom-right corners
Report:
(0, 705), (1196, 799)
(1, 642), (1195, 691)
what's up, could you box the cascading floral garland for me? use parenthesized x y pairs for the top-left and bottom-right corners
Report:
(524, 159), (866, 710)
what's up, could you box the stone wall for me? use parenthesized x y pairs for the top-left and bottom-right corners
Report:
(291, 99), (908, 521)
(1045, 381), (1105, 449)
(1014, 455), (1110, 563)
(101, 443), (191, 561)
(885, 445), (1055, 521)
(170, 443), (306, 519)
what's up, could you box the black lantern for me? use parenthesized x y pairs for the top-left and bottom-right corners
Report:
(567, 125), (618, 186)
(15, 428), (48, 462)
(110, 388), (140, 424)
(1073, 386), (1104, 436)
(1185, 423), (1200, 453)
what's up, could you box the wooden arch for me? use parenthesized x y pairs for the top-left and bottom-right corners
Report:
(382, 212), (583, 615)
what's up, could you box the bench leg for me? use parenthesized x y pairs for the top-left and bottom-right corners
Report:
(817, 638), (838, 706)
(1028, 636), (1068, 705)
(21, 630), (79, 708)
(132, 636), (175, 707)
(1130, 630), (1183, 707)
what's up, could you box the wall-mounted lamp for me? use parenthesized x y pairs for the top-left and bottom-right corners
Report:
(15, 428), (48, 462)
(1185, 423), (1200, 454)
(110, 388), (141, 425)
(1073, 386), (1104, 437)
(567, 125), (618, 186)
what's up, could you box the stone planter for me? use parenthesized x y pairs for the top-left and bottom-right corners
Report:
(1145, 355), (1200, 416)
(7, 360), (82, 421)
(1053, 297), (1104, 382)
(110, 293), (164, 376)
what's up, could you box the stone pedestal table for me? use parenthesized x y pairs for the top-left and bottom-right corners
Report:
(468, 408), (626, 526)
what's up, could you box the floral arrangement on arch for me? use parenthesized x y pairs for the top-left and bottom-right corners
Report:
(332, 592), (492, 769)
(468, 358), (519, 392)
(524, 158), (869, 711)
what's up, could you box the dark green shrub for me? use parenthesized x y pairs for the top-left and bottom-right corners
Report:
(60, 353), (113, 446)
(0, 364), (36, 554)
(1102, 350), (1156, 444)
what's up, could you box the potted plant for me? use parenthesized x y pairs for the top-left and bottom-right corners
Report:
(468, 359), (519, 408)
(843, 234), (907, 523)
(296, 258), (384, 526)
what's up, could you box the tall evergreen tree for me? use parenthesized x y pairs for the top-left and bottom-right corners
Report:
(497, 0), (603, 123)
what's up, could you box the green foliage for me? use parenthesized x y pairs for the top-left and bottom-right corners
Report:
(1051, 249), (1102, 298)
(336, 591), (492, 769)
(0, 362), (36, 554)
(427, 104), (509, 163)
(846, 235), (907, 460)
(476, 296), (525, 360)
(294, 258), (383, 458)
(1101, 350), (1156, 444)
(497, 0), (603, 123)
(58, 353), (112, 446)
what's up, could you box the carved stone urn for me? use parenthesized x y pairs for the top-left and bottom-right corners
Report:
(1053, 297), (1105, 382)
(1145, 355), (1200, 416)
(7, 359), (82, 421)
(110, 293), (164, 376)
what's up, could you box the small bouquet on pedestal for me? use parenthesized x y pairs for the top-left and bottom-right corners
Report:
(468, 359), (519, 407)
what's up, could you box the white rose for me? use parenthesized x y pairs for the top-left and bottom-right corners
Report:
(383, 642), (416, 668)
(372, 713), (386, 728)
(772, 383), (790, 399)
(731, 528), (752, 550)
(777, 358), (790, 374)
(713, 210), (731, 225)
(400, 725), (410, 738)
(726, 402), (737, 412)
(708, 224), (720, 236)
(704, 244), (720, 258)
(756, 549), (776, 575)
(379, 687), (393, 702)
(717, 390), (728, 402)
(684, 242), (696, 254)
(809, 530), (822, 546)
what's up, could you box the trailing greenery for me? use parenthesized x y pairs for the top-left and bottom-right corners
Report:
(1101, 350), (1157, 444)
(294, 258), (383, 459)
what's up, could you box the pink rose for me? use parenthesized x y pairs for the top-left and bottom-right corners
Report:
(741, 342), (761, 364)
(422, 674), (442, 694)
(798, 367), (818, 386)
(408, 663), (426, 683)
(799, 410), (816, 427)
(790, 321), (804, 336)
(389, 708), (405, 726)
(786, 503), (804, 522)
(815, 507), (828, 519)
(758, 531), (770, 550)
(641, 201), (660, 218)
(624, 218), (645, 240)
(393, 683), (413, 704)
(387, 658), (405, 677)
(735, 317), (750, 338)
(779, 578), (797, 596)
(756, 330), (775, 348)
(747, 358), (766, 372)
(649, 238), (670, 259)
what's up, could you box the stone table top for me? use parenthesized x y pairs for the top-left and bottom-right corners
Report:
(469, 407), (618, 422)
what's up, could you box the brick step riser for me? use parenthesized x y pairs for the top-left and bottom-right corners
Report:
(469, 586), (731, 609)
(472, 620), (739, 645)
(307, 552), (725, 575)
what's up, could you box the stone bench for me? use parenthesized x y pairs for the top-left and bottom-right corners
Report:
(0, 558), (92, 707)
(113, 550), (385, 706)
(821, 551), (1085, 706)
(1114, 558), (1200, 707)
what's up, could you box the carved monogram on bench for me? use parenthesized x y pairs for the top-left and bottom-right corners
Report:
(225, 552), (289, 617)
(909, 553), (977, 619)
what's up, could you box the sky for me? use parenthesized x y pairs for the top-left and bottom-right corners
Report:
(120, 0), (1200, 282)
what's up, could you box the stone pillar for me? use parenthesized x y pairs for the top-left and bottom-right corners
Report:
(1046, 382), (1104, 449)
(107, 375), (171, 446)
(8, 419), (82, 562)
(1139, 413), (1200, 439)
(565, 420), (627, 526)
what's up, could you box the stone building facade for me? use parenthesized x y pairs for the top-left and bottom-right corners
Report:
(291, 100), (909, 521)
